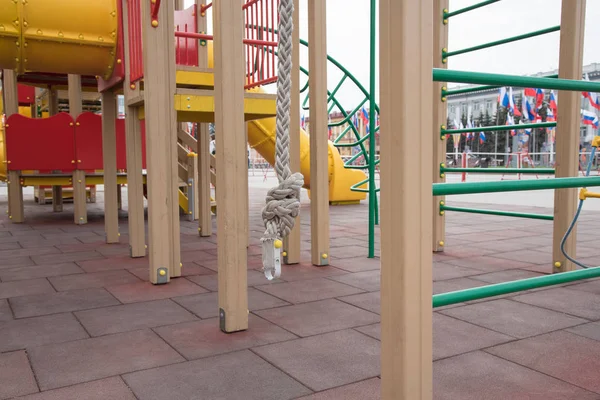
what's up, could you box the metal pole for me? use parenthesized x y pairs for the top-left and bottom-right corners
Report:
(368, 0), (376, 258)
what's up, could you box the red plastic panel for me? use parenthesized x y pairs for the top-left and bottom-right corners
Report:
(98, 0), (125, 92)
(244, 0), (279, 89)
(18, 84), (35, 106)
(74, 112), (104, 171)
(116, 118), (147, 170)
(128, 0), (144, 83)
(5, 113), (76, 171)
(175, 5), (199, 67)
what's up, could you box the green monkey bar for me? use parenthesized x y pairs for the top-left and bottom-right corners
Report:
(442, 75), (558, 98)
(443, 0), (501, 19)
(440, 167), (555, 175)
(433, 266), (600, 308)
(439, 204), (553, 221)
(441, 121), (557, 136)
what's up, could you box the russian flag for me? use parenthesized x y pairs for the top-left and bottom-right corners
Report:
(524, 88), (537, 97)
(508, 87), (521, 117)
(522, 98), (537, 122)
(479, 131), (486, 144)
(301, 114), (306, 129)
(498, 87), (510, 107)
(547, 107), (556, 122)
(582, 109), (599, 128)
(536, 88), (545, 109)
(506, 114), (516, 136)
(548, 90), (558, 115)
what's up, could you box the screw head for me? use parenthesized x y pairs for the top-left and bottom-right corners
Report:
(438, 241), (445, 246)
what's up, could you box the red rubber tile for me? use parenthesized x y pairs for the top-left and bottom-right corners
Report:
(106, 278), (208, 304)
(10, 288), (120, 318)
(255, 277), (364, 304)
(48, 270), (141, 291)
(0, 351), (38, 399)
(0, 263), (84, 282)
(295, 378), (380, 400)
(0, 278), (55, 300)
(15, 377), (137, 400)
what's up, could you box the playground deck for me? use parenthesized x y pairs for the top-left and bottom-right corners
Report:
(1, 185), (600, 399)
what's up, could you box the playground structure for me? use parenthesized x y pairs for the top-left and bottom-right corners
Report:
(2, 0), (600, 398)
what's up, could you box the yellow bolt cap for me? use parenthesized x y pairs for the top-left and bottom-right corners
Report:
(322, 253), (328, 259)
(151, 20), (159, 27)
(439, 241), (444, 246)
(554, 261), (562, 268)
(274, 240), (283, 249)
(282, 251), (287, 257)
(159, 270), (166, 276)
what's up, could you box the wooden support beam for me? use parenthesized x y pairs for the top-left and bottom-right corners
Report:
(142, 0), (181, 282)
(284, 0), (301, 265)
(380, 0), (433, 399)
(48, 88), (63, 212)
(308, 0), (329, 266)
(122, 0), (146, 258)
(2, 70), (24, 222)
(552, 0), (586, 273)
(197, 1), (213, 238)
(68, 74), (87, 225)
(214, 0), (248, 332)
(432, 0), (448, 253)
(102, 91), (120, 243)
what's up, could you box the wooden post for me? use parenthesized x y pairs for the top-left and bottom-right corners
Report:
(48, 88), (63, 212)
(213, 0), (248, 333)
(283, 0), (301, 265)
(308, 0), (329, 266)
(121, 0), (146, 258)
(101, 91), (119, 243)
(380, 0), (433, 399)
(142, 0), (181, 282)
(552, 0), (586, 273)
(432, 0), (448, 253)
(197, 1), (213, 238)
(3, 70), (24, 223)
(68, 74), (87, 225)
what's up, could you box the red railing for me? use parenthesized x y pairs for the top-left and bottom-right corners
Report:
(128, 0), (144, 83)
(175, 5), (199, 66)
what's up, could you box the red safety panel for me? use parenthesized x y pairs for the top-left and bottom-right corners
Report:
(5, 113), (76, 171)
(175, 5), (199, 67)
(75, 112), (104, 171)
(116, 118), (147, 170)
(17, 84), (35, 106)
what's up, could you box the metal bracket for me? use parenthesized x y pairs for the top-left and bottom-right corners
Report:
(187, 178), (195, 221)
(219, 308), (226, 332)
(156, 267), (169, 284)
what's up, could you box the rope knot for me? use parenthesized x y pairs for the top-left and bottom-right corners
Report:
(261, 172), (303, 238)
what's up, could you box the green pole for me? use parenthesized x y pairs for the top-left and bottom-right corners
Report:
(433, 266), (600, 308)
(368, 0), (376, 258)
(442, 75), (558, 98)
(440, 167), (555, 175)
(442, 121), (556, 135)
(433, 176), (600, 196)
(440, 204), (553, 221)
(443, 0), (500, 19)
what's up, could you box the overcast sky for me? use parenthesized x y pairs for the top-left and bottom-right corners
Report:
(188, 0), (600, 111)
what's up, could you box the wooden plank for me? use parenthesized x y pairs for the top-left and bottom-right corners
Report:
(3, 70), (24, 222)
(178, 128), (198, 149)
(122, 0), (146, 258)
(308, 0), (329, 266)
(283, 0), (301, 265)
(213, 0), (248, 333)
(142, 0), (181, 282)
(68, 74), (87, 225)
(432, 0), (448, 252)
(380, 0), (433, 399)
(101, 91), (119, 243)
(48, 88), (63, 212)
(552, 0), (586, 273)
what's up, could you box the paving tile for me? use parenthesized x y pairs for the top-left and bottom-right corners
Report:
(565, 279), (600, 295)
(180, 240), (218, 252)
(355, 323), (380, 340)
(0, 278), (55, 300)
(0, 313), (89, 352)
(0, 256), (36, 269)
(444, 255), (538, 272)
(255, 299), (379, 337)
(512, 287), (600, 320)
(440, 299), (586, 338)
(434, 351), (599, 400)
(31, 251), (105, 266)
(0, 263), (84, 282)
(433, 313), (513, 360)
(0, 241), (22, 251)
(77, 256), (149, 273)
(338, 291), (380, 314)
(255, 278), (364, 304)
(433, 277), (488, 295)
(328, 257), (380, 272)
(187, 270), (284, 291)
(568, 321), (600, 342)
(273, 264), (347, 282)
(254, 329), (380, 392)
(327, 270), (380, 292)
(433, 262), (482, 281)
(0, 351), (38, 399)
(15, 376), (137, 400)
(75, 299), (198, 337)
(28, 329), (184, 391)
(48, 270), (141, 291)
(128, 263), (213, 281)
(487, 331), (600, 394)
(173, 288), (289, 319)
(295, 378), (380, 400)
(123, 349), (311, 400)
(154, 314), (297, 359)
(490, 249), (551, 265)
(0, 298), (13, 321)
(0, 246), (60, 258)
(469, 269), (545, 284)
(180, 250), (217, 263)
(106, 277), (207, 303)
(10, 288), (120, 318)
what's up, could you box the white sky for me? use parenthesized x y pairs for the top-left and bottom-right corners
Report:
(187, 0), (600, 111)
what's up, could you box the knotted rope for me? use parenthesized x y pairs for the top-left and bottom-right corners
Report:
(261, 0), (304, 280)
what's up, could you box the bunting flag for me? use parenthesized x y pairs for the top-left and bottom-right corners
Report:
(479, 131), (486, 144)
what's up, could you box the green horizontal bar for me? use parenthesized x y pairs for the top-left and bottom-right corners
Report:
(443, 0), (500, 18)
(434, 69), (600, 92)
(441, 167), (555, 175)
(443, 26), (560, 58)
(442, 122), (556, 135)
(443, 75), (559, 97)
(440, 205), (553, 221)
(432, 176), (600, 196)
(433, 266), (600, 308)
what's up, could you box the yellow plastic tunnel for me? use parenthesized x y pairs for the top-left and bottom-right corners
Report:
(0, 0), (118, 79)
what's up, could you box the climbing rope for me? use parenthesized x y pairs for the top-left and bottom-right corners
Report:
(260, 0), (304, 280)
